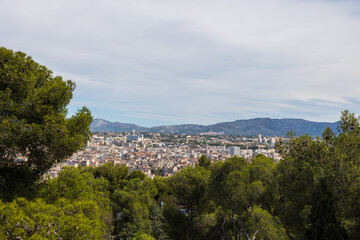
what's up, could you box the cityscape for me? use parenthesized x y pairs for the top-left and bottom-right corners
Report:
(46, 131), (283, 178)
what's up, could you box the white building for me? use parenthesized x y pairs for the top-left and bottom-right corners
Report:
(126, 134), (144, 142)
(228, 146), (241, 157)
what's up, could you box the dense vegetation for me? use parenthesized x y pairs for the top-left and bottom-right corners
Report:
(0, 111), (359, 239)
(0, 47), (93, 200)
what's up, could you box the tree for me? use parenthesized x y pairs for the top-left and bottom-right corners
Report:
(0, 197), (110, 240)
(306, 177), (347, 240)
(112, 178), (157, 238)
(209, 156), (249, 239)
(169, 166), (210, 239)
(39, 167), (113, 234)
(132, 231), (156, 240)
(197, 155), (211, 168)
(88, 162), (129, 194)
(275, 111), (360, 239)
(128, 170), (146, 181)
(275, 133), (325, 238)
(209, 156), (288, 240)
(0, 47), (92, 199)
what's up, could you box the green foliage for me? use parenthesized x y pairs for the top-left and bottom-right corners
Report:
(170, 166), (210, 217)
(209, 156), (249, 212)
(132, 231), (156, 240)
(0, 197), (108, 239)
(39, 167), (113, 236)
(197, 154), (211, 168)
(207, 155), (287, 239)
(247, 205), (288, 240)
(275, 134), (326, 237)
(88, 162), (129, 193)
(163, 204), (187, 240)
(40, 167), (109, 204)
(0, 47), (92, 200)
(149, 204), (167, 240)
(306, 178), (347, 240)
(249, 155), (278, 212)
(152, 176), (170, 201)
(112, 178), (157, 238)
(128, 170), (146, 180)
(275, 110), (360, 239)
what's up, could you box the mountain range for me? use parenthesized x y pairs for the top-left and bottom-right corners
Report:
(91, 118), (339, 137)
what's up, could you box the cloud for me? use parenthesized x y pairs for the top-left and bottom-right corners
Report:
(1, 0), (360, 126)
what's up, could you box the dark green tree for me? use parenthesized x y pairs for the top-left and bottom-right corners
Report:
(209, 156), (288, 240)
(275, 111), (360, 239)
(0, 47), (92, 200)
(306, 177), (347, 240)
(197, 154), (211, 168)
(128, 170), (146, 181)
(88, 162), (129, 194)
(149, 204), (167, 240)
(169, 166), (210, 239)
(163, 204), (187, 240)
(112, 178), (157, 238)
(275, 133), (325, 238)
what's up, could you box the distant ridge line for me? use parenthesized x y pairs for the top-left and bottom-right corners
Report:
(90, 118), (339, 137)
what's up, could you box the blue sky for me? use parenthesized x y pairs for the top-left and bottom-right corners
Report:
(1, 0), (360, 127)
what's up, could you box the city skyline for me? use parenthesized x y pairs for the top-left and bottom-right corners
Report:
(1, 0), (360, 127)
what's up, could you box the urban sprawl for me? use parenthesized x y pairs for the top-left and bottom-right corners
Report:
(46, 131), (284, 178)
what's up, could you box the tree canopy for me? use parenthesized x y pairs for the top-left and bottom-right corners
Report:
(0, 47), (92, 199)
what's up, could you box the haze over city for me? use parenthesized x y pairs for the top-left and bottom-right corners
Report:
(1, 0), (360, 127)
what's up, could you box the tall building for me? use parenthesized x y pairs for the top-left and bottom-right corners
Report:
(228, 146), (241, 156)
(270, 137), (276, 146)
(126, 134), (144, 142)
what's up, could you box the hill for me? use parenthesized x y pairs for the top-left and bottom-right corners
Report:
(90, 119), (147, 132)
(91, 118), (338, 136)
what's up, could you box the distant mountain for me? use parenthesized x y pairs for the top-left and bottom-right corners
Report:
(91, 119), (147, 132)
(205, 118), (338, 136)
(91, 118), (339, 137)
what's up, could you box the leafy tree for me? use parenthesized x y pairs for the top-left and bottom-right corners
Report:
(152, 176), (170, 201)
(128, 170), (146, 181)
(275, 111), (360, 239)
(0, 47), (92, 200)
(275, 133), (325, 238)
(88, 162), (129, 193)
(248, 154), (279, 218)
(306, 178), (347, 240)
(0, 197), (109, 239)
(132, 231), (156, 240)
(330, 111), (360, 238)
(163, 204), (187, 240)
(112, 178), (157, 238)
(209, 156), (249, 239)
(209, 156), (288, 240)
(40, 167), (109, 204)
(149, 204), (167, 240)
(247, 205), (288, 240)
(197, 155), (211, 168)
(169, 166), (210, 239)
(39, 167), (113, 236)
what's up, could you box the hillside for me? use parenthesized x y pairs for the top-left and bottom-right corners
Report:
(91, 118), (338, 136)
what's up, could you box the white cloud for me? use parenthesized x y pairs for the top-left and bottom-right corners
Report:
(1, 0), (360, 125)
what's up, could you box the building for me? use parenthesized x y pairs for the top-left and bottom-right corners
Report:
(228, 146), (241, 157)
(127, 134), (144, 142)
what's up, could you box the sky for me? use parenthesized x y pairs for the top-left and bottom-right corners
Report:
(1, 0), (360, 127)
